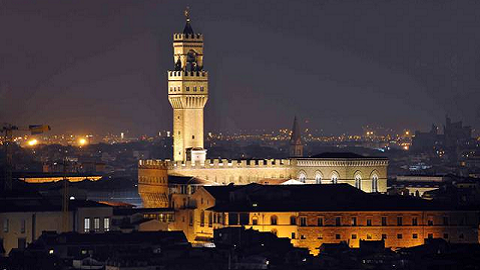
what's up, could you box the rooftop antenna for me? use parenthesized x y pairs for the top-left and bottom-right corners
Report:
(184, 6), (190, 22)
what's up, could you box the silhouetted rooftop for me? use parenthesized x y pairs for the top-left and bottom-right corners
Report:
(207, 183), (460, 212)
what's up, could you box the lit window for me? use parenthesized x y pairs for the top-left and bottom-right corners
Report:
(298, 172), (306, 183)
(290, 216), (296, 225)
(355, 175), (361, 189)
(315, 173), (322, 184)
(21, 219), (26, 234)
(372, 174), (378, 192)
(271, 215), (278, 225)
(331, 173), (338, 184)
(94, 218), (100, 232)
(317, 217), (324, 226)
(104, 218), (110, 232)
(84, 218), (90, 233)
(3, 219), (8, 232)
(300, 217), (307, 227)
(351, 217), (357, 226)
(335, 217), (341, 226)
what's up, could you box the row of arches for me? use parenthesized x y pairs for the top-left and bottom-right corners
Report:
(297, 170), (379, 192)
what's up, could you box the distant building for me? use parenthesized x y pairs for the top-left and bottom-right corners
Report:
(289, 116), (303, 158)
(0, 193), (113, 254)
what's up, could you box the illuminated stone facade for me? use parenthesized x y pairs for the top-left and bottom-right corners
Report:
(138, 14), (388, 206)
(170, 184), (479, 255)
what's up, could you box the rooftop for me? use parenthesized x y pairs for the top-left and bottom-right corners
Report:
(207, 183), (461, 212)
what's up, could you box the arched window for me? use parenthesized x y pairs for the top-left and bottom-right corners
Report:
(331, 173), (338, 184)
(315, 172), (322, 184)
(355, 174), (362, 189)
(298, 172), (307, 183)
(372, 174), (379, 192)
(271, 215), (278, 225)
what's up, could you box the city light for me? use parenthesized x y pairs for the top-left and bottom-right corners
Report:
(27, 139), (38, 146)
(78, 138), (87, 146)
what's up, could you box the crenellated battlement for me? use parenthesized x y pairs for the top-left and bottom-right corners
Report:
(140, 159), (291, 170)
(138, 159), (169, 169)
(168, 71), (208, 80)
(173, 33), (203, 41)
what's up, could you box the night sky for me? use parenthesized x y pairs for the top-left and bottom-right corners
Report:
(1, 0), (480, 136)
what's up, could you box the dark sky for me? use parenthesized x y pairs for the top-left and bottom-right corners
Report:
(1, 0), (480, 136)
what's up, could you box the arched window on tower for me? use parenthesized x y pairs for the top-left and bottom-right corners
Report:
(372, 174), (379, 192)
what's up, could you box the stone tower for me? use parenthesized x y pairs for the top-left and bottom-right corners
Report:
(289, 116), (304, 157)
(168, 9), (208, 162)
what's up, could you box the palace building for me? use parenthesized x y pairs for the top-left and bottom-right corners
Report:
(169, 183), (479, 255)
(138, 12), (388, 207)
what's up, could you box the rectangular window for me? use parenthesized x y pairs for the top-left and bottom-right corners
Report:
(104, 218), (110, 232)
(367, 219), (372, 226)
(352, 234), (357, 239)
(428, 219), (434, 226)
(20, 219), (26, 234)
(3, 219), (8, 233)
(443, 217), (449, 226)
(193, 87), (197, 91)
(291, 232), (296, 239)
(84, 218), (90, 233)
(381, 217), (387, 226)
(397, 234), (403, 239)
(412, 217), (418, 226)
(397, 217), (403, 226)
(186, 87), (190, 91)
(94, 218), (100, 232)
(335, 217), (341, 226)
(317, 217), (324, 226)
(290, 216), (296, 225)
(301, 235), (306, 239)
(367, 234), (372, 239)
(200, 86), (204, 91)
(300, 217), (307, 227)
(252, 218), (258, 225)
(239, 213), (249, 225)
(335, 234), (341, 239)
(382, 234), (387, 239)
(413, 233), (418, 239)
(351, 217), (357, 226)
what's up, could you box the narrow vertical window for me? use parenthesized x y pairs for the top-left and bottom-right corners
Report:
(104, 218), (110, 232)
(84, 218), (90, 233)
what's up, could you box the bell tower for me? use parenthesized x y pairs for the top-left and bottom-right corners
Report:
(168, 8), (208, 162)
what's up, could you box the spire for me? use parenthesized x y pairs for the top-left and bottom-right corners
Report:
(290, 116), (302, 144)
(183, 7), (195, 35)
(290, 116), (304, 157)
